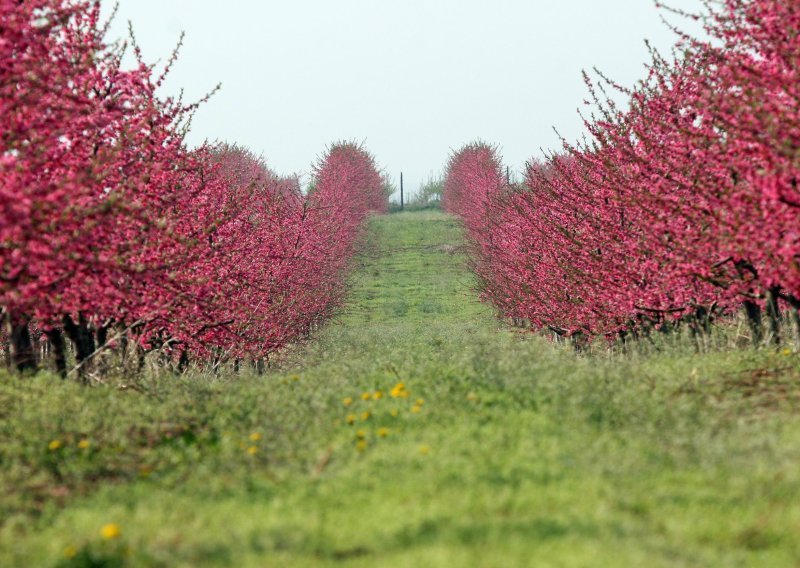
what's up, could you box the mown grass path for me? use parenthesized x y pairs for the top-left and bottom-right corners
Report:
(2, 211), (800, 567)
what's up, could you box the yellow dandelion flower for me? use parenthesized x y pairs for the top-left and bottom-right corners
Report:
(356, 440), (368, 451)
(361, 411), (371, 421)
(419, 445), (431, 455)
(48, 439), (62, 451)
(416, 398), (425, 406)
(343, 396), (353, 407)
(390, 409), (399, 417)
(100, 523), (121, 540)
(410, 405), (422, 414)
(356, 429), (367, 439)
(783, 348), (792, 356)
(249, 432), (262, 442)
(291, 375), (301, 382)
(378, 427), (390, 438)
(346, 414), (356, 425)
(77, 439), (91, 450)
(361, 392), (371, 401)
(373, 391), (383, 400)
(64, 545), (78, 558)
(390, 383), (407, 398)
(246, 446), (258, 456)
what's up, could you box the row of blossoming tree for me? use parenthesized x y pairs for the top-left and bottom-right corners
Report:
(1, 0), (387, 378)
(444, 0), (799, 346)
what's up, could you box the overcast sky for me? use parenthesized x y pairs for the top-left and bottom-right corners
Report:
(106, 0), (703, 198)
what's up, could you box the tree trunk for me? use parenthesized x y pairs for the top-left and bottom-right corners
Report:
(765, 287), (782, 346)
(63, 315), (96, 383)
(136, 345), (147, 375)
(570, 331), (588, 354)
(45, 328), (68, 379)
(5, 312), (37, 374)
(178, 350), (190, 374)
(96, 325), (108, 349)
(696, 306), (712, 336)
(116, 322), (131, 369)
(743, 300), (764, 346)
(95, 324), (109, 375)
(688, 317), (701, 353)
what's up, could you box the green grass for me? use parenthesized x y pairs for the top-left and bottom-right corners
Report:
(2, 210), (800, 567)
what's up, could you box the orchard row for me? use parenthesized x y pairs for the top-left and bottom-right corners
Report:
(444, 0), (799, 344)
(1, 0), (388, 377)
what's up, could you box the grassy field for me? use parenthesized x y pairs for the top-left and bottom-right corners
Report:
(1, 210), (800, 567)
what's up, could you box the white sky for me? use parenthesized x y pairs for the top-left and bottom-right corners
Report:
(106, 0), (703, 199)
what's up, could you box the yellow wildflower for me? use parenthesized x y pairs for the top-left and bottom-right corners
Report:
(356, 429), (367, 439)
(373, 391), (383, 400)
(378, 427), (390, 438)
(64, 545), (78, 558)
(361, 411), (371, 421)
(249, 432), (262, 442)
(100, 523), (121, 540)
(390, 383), (408, 398)
(346, 414), (356, 425)
(361, 392), (371, 401)
(246, 446), (258, 456)
(466, 392), (479, 402)
(419, 445), (431, 455)
(783, 348), (793, 356)
(48, 440), (62, 451)
(291, 375), (301, 382)
(416, 398), (425, 406)
(411, 405), (422, 414)
(77, 439), (91, 450)
(390, 409), (399, 417)
(356, 440), (368, 452)
(343, 396), (353, 407)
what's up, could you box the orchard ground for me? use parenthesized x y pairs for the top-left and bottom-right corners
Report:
(1, 211), (800, 567)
